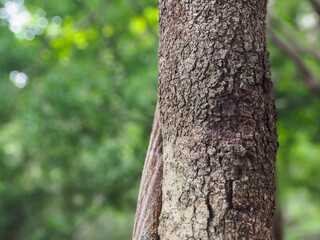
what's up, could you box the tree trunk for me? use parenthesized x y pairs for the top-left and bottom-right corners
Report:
(134, 0), (278, 239)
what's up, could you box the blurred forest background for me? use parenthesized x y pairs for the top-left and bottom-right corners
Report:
(0, 0), (319, 239)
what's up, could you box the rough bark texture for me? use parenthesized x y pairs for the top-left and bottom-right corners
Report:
(133, 103), (162, 240)
(157, 0), (278, 239)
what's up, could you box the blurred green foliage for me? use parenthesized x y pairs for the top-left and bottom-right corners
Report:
(0, 0), (319, 239)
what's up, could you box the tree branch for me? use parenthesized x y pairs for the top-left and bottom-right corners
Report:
(309, 0), (320, 16)
(268, 28), (320, 96)
(268, 16), (320, 62)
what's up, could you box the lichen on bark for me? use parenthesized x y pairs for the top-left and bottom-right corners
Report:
(157, 0), (278, 239)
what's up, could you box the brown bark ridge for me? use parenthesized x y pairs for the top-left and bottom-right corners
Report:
(133, 103), (162, 240)
(157, 0), (278, 239)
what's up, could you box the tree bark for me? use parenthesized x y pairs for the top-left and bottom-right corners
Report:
(133, 103), (162, 240)
(134, 0), (278, 239)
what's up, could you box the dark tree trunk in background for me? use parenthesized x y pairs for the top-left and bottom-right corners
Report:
(272, 208), (283, 240)
(134, 0), (278, 239)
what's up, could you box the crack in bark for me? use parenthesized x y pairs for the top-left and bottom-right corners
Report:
(226, 180), (233, 209)
(205, 193), (214, 238)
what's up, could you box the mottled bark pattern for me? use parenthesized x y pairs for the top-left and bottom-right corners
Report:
(133, 104), (162, 240)
(158, 0), (278, 239)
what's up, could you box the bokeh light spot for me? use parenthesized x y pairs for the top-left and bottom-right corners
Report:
(52, 16), (62, 26)
(24, 29), (34, 40)
(38, 16), (48, 28)
(10, 71), (28, 88)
